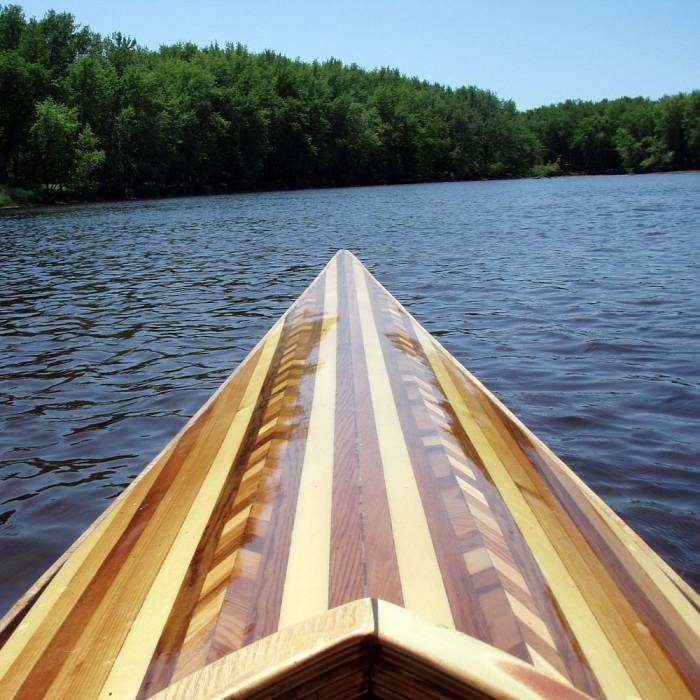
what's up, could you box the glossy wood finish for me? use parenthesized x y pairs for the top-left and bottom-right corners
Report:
(0, 250), (698, 699)
(150, 599), (593, 700)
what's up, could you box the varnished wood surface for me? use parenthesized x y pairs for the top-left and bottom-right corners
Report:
(0, 250), (698, 699)
(150, 599), (593, 700)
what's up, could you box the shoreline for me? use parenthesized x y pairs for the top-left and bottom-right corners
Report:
(2, 168), (698, 212)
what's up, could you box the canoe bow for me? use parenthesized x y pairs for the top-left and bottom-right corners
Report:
(0, 250), (697, 699)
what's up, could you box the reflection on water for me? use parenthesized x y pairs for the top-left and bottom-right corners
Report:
(1, 173), (699, 612)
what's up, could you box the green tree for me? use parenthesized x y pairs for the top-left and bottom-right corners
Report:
(28, 97), (79, 194)
(1, 4), (697, 203)
(18, 9), (89, 80)
(572, 113), (618, 171)
(614, 127), (644, 172)
(682, 91), (700, 167)
(0, 4), (25, 51)
(0, 49), (35, 180)
(64, 54), (117, 138)
(70, 123), (104, 192)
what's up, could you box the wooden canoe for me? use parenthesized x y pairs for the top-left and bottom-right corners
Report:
(0, 250), (697, 700)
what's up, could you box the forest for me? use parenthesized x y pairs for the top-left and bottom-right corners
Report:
(1, 4), (699, 205)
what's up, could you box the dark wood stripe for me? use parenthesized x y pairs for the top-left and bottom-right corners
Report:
(344, 261), (403, 606)
(329, 252), (365, 607)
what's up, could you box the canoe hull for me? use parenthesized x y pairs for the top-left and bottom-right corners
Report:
(0, 250), (697, 699)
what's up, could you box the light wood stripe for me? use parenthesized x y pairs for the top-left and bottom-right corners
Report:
(98, 319), (284, 700)
(352, 258), (453, 628)
(505, 592), (556, 649)
(411, 317), (640, 699)
(457, 475), (489, 506)
(278, 257), (338, 628)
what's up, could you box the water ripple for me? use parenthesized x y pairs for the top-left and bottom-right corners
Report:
(1, 173), (699, 612)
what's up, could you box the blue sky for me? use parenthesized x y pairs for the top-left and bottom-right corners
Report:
(16, 0), (700, 109)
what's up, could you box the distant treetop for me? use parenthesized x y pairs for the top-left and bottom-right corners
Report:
(1, 4), (698, 200)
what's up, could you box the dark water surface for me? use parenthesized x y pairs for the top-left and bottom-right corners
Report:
(1, 173), (699, 613)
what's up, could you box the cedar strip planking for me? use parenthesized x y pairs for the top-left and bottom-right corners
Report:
(496, 402), (700, 696)
(441, 351), (694, 699)
(1, 250), (698, 700)
(480, 467), (602, 695)
(31, 336), (270, 700)
(459, 358), (685, 696)
(396, 304), (572, 684)
(437, 341), (656, 696)
(369, 277), (558, 673)
(452, 352), (700, 616)
(168, 304), (316, 678)
(172, 305), (315, 674)
(366, 282), (491, 641)
(426, 354), (602, 696)
(233, 274), (328, 649)
(137, 309), (298, 696)
(0, 414), (185, 689)
(411, 318), (640, 698)
(101, 318), (285, 700)
(202, 296), (320, 658)
(343, 255), (403, 606)
(329, 251), (366, 607)
(0, 438), (178, 647)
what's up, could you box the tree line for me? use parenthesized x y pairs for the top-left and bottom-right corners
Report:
(1, 4), (699, 202)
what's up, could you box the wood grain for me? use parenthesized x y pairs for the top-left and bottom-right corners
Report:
(150, 599), (593, 700)
(279, 256), (338, 628)
(352, 257), (453, 628)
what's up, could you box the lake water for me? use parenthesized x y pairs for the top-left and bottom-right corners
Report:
(1, 172), (698, 614)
